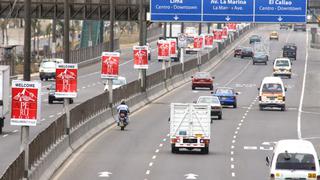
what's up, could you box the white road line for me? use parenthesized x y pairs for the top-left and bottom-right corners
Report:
(149, 162), (153, 167)
(231, 151), (234, 155)
(155, 149), (159, 153)
(162, 138), (167, 142)
(41, 118), (46, 122)
(244, 146), (258, 150)
(231, 145), (235, 149)
(240, 119), (244, 122)
(12, 130), (18, 133)
(236, 127), (240, 130)
(232, 140), (236, 144)
(146, 170), (150, 175)
(231, 164), (235, 169)
(152, 155), (156, 159)
(233, 135), (237, 139)
(231, 157), (234, 162)
(82, 87), (86, 89)
(159, 143), (163, 147)
(238, 123), (242, 126)
(2, 134), (8, 137)
(232, 172), (235, 177)
(49, 115), (55, 118)
(260, 146), (273, 151)
(297, 29), (309, 139)
(235, 131), (238, 134)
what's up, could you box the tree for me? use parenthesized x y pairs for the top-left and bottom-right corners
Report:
(0, 19), (8, 45)
(45, 23), (52, 49)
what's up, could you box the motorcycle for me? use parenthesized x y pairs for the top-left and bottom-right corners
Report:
(118, 112), (127, 131)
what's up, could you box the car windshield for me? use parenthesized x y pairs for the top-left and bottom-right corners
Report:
(194, 72), (210, 79)
(255, 52), (266, 57)
(112, 78), (126, 85)
(42, 62), (56, 68)
(276, 153), (316, 171)
(251, 35), (259, 39)
(215, 88), (233, 94)
(284, 45), (296, 51)
(243, 48), (252, 52)
(275, 60), (290, 67)
(262, 83), (283, 93)
(197, 97), (220, 104)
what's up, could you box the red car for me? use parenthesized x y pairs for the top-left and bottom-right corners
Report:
(191, 72), (214, 90)
(234, 47), (243, 57)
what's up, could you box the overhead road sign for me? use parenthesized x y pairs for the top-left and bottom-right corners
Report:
(150, 0), (307, 23)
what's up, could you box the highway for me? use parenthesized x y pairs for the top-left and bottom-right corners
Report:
(50, 24), (320, 180)
(0, 31), (203, 174)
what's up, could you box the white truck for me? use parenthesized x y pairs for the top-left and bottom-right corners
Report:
(0, 66), (9, 134)
(170, 103), (211, 154)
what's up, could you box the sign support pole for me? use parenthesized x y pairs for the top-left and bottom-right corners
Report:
(64, 99), (70, 135)
(181, 48), (184, 72)
(197, 51), (201, 71)
(108, 79), (113, 107)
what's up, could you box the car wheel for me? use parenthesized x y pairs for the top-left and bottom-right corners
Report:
(210, 86), (213, 90)
(241, 56), (244, 59)
(171, 144), (178, 154)
(253, 62), (255, 65)
(288, 75), (291, 79)
(259, 105), (264, 111)
(192, 86), (195, 90)
(265, 62), (267, 65)
(40, 78), (43, 81)
(233, 103), (237, 108)
(218, 115), (222, 120)
(69, 98), (74, 104)
(45, 78), (48, 81)
(281, 106), (286, 111)
(49, 99), (53, 104)
(201, 147), (209, 154)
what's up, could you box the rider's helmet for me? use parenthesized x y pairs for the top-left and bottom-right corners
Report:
(121, 100), (126, 105)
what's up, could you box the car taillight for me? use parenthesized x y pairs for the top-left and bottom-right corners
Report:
(283, 96), (285, 101)
(171, 138), (180, 143)
(200, 139), (210, 144)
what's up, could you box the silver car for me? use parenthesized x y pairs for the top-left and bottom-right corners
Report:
(253, 51), (268, 65)
(197, 96), (222, 122)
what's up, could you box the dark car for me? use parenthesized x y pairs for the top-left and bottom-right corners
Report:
(234, 47), (243, 57)
(48, 84), (73, 104)
(280, 24), (289, 30)
(253, 51), (268, 65)
(249, 35), (261, 44)
(293, 24), (306, 31)
(241, 47), (254, 59)
(191, 72), (214, 90)
(212, 87), (238, 108)
(282, 43), (297, 60)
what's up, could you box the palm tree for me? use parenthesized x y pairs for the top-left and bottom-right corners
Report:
(31, 19), (42, 60)
(0, 19), (8, 45)
(45, 23), (52, 49)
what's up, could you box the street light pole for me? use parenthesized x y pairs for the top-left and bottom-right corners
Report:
(64, 0), (71, 135)
(22, 0), (31, 178)
(110, 0), (115, 51)
(139, 0), (146, 91)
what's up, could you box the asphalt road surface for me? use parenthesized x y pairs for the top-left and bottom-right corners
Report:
(50, 24), (320, 180)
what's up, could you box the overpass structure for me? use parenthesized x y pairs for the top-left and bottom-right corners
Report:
(309, 0), (320, 8)
(0, 0), (149, 20)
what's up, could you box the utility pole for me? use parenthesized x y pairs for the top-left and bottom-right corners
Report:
(22, 0), (31, 178)
(139, 0), (146, 91)
(181, 22), (184, 33)
(169, 22), (172, 37)
(163, 22), (167, 39)
(110, 0), (115, 51)
(207, 23), (211, 33)
(64, 0), (71, 135)
(199, 23), (202, 35)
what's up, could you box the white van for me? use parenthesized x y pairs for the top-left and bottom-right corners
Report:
(273, 58), (292, 79)
(39, 58), (64, 81)
(258, 76), (286, 111)
(266, 139), (320, 180)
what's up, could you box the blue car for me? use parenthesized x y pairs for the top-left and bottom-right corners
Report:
(213, 87), (238, 108)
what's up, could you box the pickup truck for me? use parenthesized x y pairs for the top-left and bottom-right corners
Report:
(170, 103), (211, 154)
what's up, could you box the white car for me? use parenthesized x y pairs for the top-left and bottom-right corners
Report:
(104, 76), (127, 91)
(197, 96), (222, 122)
(39, 58), (64, 81)
(266, 139), (320, 180)
(273, 58), (292, 79)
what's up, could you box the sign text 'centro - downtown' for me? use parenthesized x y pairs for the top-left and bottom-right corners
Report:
(150, 0), (307, 23)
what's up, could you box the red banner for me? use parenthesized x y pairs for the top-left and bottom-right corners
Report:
(55, 63), (78, 98)
(193, 36), (203, 50)
(11, 80), (41, 126)
(222, 27), (228, 38)
(168, 39), (178, 58)
(227, 23), (237, 32)
(133, 46), (149, 69)
(213, 29), (223, 42)
(101, 52), (120, 79)
(204, 34), (214, 48)
(157, 40), (170, 60)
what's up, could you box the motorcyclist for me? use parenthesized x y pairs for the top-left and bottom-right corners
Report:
(117, 100), (130, 125)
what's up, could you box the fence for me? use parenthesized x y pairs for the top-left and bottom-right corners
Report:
(0, 25), (253, 180)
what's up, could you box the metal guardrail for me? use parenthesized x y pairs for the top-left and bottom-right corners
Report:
(0, 25), (252, 180)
